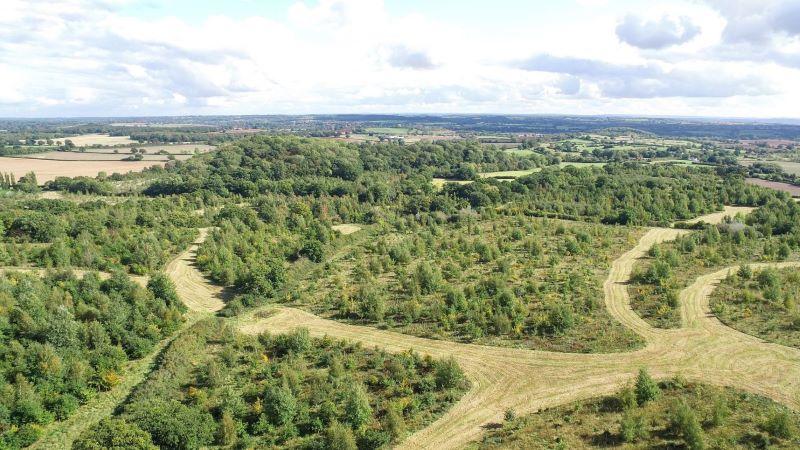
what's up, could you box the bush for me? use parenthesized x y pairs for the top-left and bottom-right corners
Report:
(669, 400), (705, 450)
(324, 421), (357, 450)
(74, 418), (157, 450)
(620, 411), (648, 443)
(763, 408), (794, 439)
(434, 357), (464, 389)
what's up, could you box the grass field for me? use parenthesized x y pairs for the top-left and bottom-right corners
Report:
(364, 127), (412, 135)
(0, 156), (163, 183)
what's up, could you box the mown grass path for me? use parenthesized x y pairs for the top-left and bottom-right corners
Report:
(39, 206), (797, 450)
(232, 206), (800, 449)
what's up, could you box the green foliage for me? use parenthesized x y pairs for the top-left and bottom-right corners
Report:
(634, 368), (660, 405)
(0, 197), (201, 273)
(343, 383), (372, 429)
(324, 421), (357, 450)
(0, 271), (184, 448)
(669, 400), (705, 450)
(475, 381), (800, 449)
(127, 399), (215, 450)
(711, 266), (800, 349)
(435, 357), (465, 390)
(73, 418), (157, 450)
(91, 320), (467, 448)
(764, 408), (795, 439)
(620, 410), (648, 443)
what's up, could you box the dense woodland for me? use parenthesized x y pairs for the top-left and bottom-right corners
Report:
(75, 319), (467, 449)
(0, 197), (202, 274)
(0, 271), (184, 448)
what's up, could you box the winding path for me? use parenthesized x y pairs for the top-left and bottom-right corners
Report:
(230, 206), (800, 449)
(45, 205), (799, 449)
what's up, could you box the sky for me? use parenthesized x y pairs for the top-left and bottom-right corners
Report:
(1, 0), (799, 118)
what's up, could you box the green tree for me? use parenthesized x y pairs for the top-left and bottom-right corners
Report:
(634, 368), (660, 405)
(264, 385), (297, 426)
(669, 400), (705, 450)
(434, 357), (464, 389)
(344, 383), (372, 429)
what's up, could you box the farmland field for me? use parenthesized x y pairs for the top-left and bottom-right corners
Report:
(55, 133), (137, 146)
(746, 177), (800, 196)
(9, 151), (192, 161)
(0, 156), (163, 183)
(80, 143), (216, 154)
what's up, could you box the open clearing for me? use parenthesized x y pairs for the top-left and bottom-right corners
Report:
(56, 133), (137, 147)
(0, 157), (163, 183)
(331, 223), (362, 235)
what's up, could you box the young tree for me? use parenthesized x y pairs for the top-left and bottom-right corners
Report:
(634, 368), (660, 405)
(344, 383), (372, 429)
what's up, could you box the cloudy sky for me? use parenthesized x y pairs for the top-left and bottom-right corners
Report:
(1, 0), (799, 118)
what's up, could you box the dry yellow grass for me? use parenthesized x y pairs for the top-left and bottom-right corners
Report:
(163, 228), (226, 312)
(331, 223), (362, 235)
(683, 205), (754, 224)
(0, 157), (163, 183)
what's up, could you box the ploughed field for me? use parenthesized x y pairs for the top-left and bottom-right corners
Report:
(0, 156), (163, 183)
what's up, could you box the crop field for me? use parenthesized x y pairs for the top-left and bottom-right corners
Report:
(746, 178), (800, 196)
(80, 143), (216, 154)
(9, 151), (192, 161)
(55, 133), (137, 146)
(741, 158), (800, 176)
(0, 156), (163, 183)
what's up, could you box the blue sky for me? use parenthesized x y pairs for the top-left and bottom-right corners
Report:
(0, 0), (798, 117)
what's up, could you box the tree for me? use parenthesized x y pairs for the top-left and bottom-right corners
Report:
(264, 385), (297, 426)
(384, 404), (407, 442)
(634, 368), (660, 405)
(620, 411), (648, 443)
(344, 383), (372, 429)
(74, 418), (157, 450)
(147, 273), (183, 310)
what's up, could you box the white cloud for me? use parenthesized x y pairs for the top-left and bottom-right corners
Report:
(0, 0), (797, 117)
(616, 14), (701, 49)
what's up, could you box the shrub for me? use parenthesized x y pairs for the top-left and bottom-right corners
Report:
(74, 418), (156, 450)
(763, 408), (794, 439)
